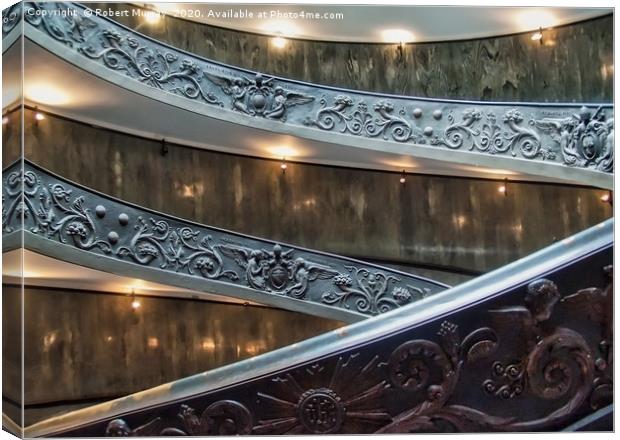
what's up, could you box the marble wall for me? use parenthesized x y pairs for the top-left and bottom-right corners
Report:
(87, 3), (613, 102)
(23, 110), (612, 275)
(8, 285), (341, 418)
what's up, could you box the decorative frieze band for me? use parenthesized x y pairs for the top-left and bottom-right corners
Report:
(39, 244), (613, 435)
(2, 161), (446, 319)
(13, 2), (614, 178)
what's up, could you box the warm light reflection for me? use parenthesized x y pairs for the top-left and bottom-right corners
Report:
(454, 215), (467, 228)
(2, 116), (8, 125)
(269, 145), (298, 158)
(201, 337), (216, 351)
(25, 83), (71, 105)
(272, 35), (288, 49)
(498, 185), (506, 194)
(144, 10), (161, 24)
(459, 166), (518, 176)
(176, 182), (205, 198)
(516, 10), (556, 30)
(381, 29), (415, 44)
(148, 337), (159, 348)
(530, 30), (543, 42)
(35, 112), (45, 121)
(131, 299), (141, 310)
(261, 21), (300, 37)
(43, 331), (58, 349)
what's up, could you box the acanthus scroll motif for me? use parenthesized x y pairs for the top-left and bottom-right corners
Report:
(116, 216), (238, 281)
(79, 29), (222, 106)
(304, 95), (421, 142)
(322, 266), (430, 315)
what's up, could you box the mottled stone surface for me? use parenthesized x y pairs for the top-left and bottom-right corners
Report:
(2, 278), (22, 427)
(87, 3), (613, 102)
(2, 109), (20, 167)
(23, 110), (612, 274)
(11, 285), (341, 414)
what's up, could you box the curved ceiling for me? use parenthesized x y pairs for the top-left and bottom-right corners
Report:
(144, 3), (611, 43)
(3, 249), (262, 306)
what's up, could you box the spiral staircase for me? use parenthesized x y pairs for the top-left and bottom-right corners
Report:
(2, 2), (614, 436)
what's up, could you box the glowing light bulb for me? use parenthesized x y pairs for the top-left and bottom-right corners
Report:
(600, 193), (611, 203)
(272, 36), (287, 49)
(131, 299), (141, 310)
(280, 158), (287, 172)
(35, 112), (45, 121)
(144, 11), (161, 24)
(2, 116), (8, 125)
(498, 185), (506, 194)
(382, 29), (415, 44)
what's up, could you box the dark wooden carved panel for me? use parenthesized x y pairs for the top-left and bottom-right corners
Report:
(51, 243), (612, 436)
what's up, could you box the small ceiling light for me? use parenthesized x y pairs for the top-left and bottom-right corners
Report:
(600, 191), (612, 205)
(262, 21), (300, 38)
(33, 107), (44, 126)
(130, 288), (141, 310)
(517, 10), (555, 30)
(399, 170), (406, 184)
(531, 28), (543, 44)
(498, 178), (508, 196)
(144, 10), (161, 24)
(272, 34), (287, 49)
(381, 29), (415, 44)
(280, 157), (288, 173)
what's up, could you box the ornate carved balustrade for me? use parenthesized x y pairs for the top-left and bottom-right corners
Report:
(22, 219), (612, 436)
(3, 2), (614, 188)
(2, 160), (447, 322)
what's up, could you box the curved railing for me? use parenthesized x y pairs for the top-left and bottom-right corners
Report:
(2, 160), (447, 323)
(8, 2), (615, 188)
(23, 219), (612, 436)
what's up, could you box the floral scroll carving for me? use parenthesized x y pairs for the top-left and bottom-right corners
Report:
(3, 163), (443, 318)
(86, 260), (612, 436)
(2, 3), (21, 37)
(304, 95), (422, 143)
(322, 266), (431, 315)
(79, 29), (222, 106)
(378, 276), (605, 433)
(20, 2), (613, 175)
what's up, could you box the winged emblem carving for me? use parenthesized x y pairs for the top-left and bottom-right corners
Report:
(534, 106), (613, 171)
(204, 72), (314, 121)
(216, 243), (337, 299)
